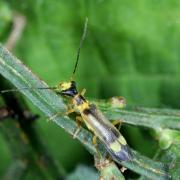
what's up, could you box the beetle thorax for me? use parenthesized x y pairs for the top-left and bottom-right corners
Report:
(73, 95), (89, 112)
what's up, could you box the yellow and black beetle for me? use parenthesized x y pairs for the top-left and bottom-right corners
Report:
(56, 80), (132, 161)
(1, 18), (133, 162)
(54, 18), (133, 162)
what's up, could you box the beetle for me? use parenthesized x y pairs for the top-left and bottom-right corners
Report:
(54, 18), (133, 161)
(56, 79), (132, 161)
(1, 18), (133, 162)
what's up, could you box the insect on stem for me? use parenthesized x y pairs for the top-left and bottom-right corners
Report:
(58, 17), (133, 163)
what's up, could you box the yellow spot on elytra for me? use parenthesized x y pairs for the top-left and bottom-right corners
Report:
(119, 136), (127, 145)
(110, 141), (121, 152)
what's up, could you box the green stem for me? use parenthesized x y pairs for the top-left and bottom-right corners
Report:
(94, 101), (180, 130)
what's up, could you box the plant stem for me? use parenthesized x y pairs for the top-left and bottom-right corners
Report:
(94, 101), (180, 130)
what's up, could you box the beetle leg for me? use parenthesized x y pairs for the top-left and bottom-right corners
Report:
(48, 108), (75, 122)
(73, 116), (84, 138)
(112, 119), (122, 131)
(92, 135), (102, 158)
(93, 135), (97, 146)
(93, 135), (98, 152)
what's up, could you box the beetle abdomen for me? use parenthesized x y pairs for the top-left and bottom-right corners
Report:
(81, 104), (133, 162)
(108, 143), (133, 162)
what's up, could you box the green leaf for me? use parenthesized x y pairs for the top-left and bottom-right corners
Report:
(95, 102), (180, 131)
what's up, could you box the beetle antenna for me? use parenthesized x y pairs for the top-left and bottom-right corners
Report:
(1, 87), (57, 93)
(71, 17), (88, 80)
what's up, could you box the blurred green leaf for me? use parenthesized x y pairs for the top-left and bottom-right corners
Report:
(0, 1), (12, 30)
(67, 165), (98, 180)
(2, 160), (27, 180)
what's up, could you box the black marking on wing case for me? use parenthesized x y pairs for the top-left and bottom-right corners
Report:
(86, 104), (133, 161)
(109, 144), (133, 162)
(83, 108), (91, 115)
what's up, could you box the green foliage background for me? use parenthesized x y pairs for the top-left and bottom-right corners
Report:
(0, 0), (180, 178)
